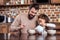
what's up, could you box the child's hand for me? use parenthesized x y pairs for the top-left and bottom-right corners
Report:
(43, 23), (47, 26)
(28, 29), (36, 35)
(40, 22), (46, 27)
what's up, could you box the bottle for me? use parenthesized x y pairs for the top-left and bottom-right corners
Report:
(8, 15), (11, 23)
(58, 14), (60, 22)
(21, 0), (24, 4)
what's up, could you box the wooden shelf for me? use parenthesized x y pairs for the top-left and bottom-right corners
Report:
(0, 4), (30, 7)
(50, 22), (60, 24)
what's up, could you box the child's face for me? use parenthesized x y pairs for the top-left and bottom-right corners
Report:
(38, 18), (46, 25)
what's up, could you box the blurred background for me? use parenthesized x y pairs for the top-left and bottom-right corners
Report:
(0, 0), (60, 38)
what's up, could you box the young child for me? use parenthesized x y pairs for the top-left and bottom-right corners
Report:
(28, 14), (56, 35)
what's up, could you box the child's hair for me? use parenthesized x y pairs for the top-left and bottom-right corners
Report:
(38, 14), (50, 23)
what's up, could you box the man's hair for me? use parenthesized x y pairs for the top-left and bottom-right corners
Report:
(29, 4), (39, 10)
(38, 14), (50, 23)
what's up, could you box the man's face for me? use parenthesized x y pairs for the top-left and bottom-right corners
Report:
(28, 8), (37, 20)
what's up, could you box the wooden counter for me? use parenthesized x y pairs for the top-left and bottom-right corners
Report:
(0, 22), (60, 34)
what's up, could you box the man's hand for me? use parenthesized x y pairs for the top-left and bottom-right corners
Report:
(15, 24), (25, 30)
(20, 24), (25, 29)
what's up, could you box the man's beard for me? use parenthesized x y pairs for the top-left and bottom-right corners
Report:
(28, 14), (35, 20)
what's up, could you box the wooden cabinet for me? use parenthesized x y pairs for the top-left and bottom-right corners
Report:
(51, 0), (60, 3)
(0, 24), (8, 33)
(51, 0), (60, 4)
(0, 23), (11, 33)
(54, 23), (60, 34)
(0, 0), (10, 5)
(0, 0), (4, 5)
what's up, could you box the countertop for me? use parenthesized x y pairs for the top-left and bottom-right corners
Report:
(0, 33), (60, 40)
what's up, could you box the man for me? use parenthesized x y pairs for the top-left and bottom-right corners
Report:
(10, 4), (56, 34)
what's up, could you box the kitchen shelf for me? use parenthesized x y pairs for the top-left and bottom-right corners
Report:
(0, 4), (30, 7)
(50, 21), (60, 23)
